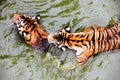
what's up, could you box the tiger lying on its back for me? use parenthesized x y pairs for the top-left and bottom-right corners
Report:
(48, 24), (120, 64)
(13, 14), (51, 52)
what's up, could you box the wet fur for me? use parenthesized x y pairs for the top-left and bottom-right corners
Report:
(13, 14), (51, 52)
(48, 24), (120, 64)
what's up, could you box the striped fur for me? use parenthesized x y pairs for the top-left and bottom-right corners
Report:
(48, 24), (120, 63)
(13, 14), (51, 52)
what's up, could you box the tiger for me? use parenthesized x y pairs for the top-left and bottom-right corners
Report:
(48, 23), (120, 64)
(13, 14), (52, 52)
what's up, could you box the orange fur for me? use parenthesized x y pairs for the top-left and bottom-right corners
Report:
(13, 14), (51, 52)
(13, 14), (48, 46)
(48, 24), (120, 64)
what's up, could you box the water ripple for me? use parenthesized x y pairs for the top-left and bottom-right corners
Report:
(0, 0), (120, 80)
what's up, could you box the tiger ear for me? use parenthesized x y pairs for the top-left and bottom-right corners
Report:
(35, 15), (41, 22)
(64, 26), (71, 33)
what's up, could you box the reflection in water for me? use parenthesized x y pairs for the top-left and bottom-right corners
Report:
(0, 0), (120, 80)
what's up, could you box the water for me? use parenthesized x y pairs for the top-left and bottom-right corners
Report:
(0, 0), (120, 80)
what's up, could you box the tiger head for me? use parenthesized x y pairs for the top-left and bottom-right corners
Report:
(48, 26), (71, 51)
(13, 14), (51, 52)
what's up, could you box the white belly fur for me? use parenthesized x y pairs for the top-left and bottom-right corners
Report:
(71, 46), (85, 56)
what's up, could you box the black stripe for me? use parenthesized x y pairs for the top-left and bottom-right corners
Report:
(68, 41), (72, 46)
(71, 40), (76, 42)
(110, 28), (115, 35)
(102, 31), (107, 51)
(101, 31), (105, 41)
(86, 34), (89, 39)
(103, 41), (105, 51)
(106, 29), (112, 40)
(58, 33), (63, 43)
(75, 35), (79, 37)
(118, 32), (120, 37)
(30, 24), (37, 32)
(36, 29), (42, 39)
(75, 44), (80, 47)
(98, 31), (101, 52)
(98, 31), (100, 41)
(112, 27), (118, 34)
(67, 34), (73, 46)
(88, 41), (91, 48)
(63, 33), (66, 44)
(79, 35), (84, 38)
(76, 40), (83, 43)
(62, 33), (65, 44)
(26, 23), (31, 30)
(82, 43), (88, 48)
(112, 38), (116, 50)
(91, 27), (95, 53)
(115, 23), (119, 30)
(108, 40), (110, 51)
(119, 44), (120, 49)
(106, 29), (111, 51)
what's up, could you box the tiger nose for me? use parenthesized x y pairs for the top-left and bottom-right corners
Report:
(48, 33), (56, 43)
(13, 14), (21, 24)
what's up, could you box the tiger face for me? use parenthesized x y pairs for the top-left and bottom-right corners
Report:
(48, 26), (71, 51)
(13, 14), (51, 52)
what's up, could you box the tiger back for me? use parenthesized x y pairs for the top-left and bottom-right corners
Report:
(48, 24), (120, 64)
(13, 14), (51, 52)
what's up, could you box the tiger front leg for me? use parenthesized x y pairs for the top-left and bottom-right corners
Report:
(76, 50), (93, 64)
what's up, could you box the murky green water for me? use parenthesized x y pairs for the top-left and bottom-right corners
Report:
(0, 0), (120, 80)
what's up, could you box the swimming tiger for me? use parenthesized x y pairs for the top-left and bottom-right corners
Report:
(13, 14), (51, 52)
(48, 24), (120, 64)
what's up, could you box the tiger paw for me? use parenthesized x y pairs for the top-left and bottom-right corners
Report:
(77, 57), (88, 64)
